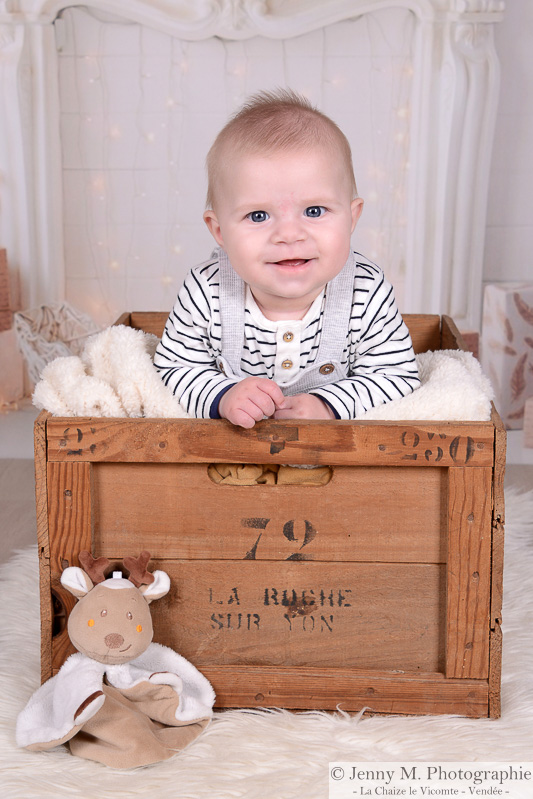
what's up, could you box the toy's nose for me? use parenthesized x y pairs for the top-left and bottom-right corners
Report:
(104, 633), (124, 649)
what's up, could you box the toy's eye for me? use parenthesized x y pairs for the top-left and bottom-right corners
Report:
(100, 609), (107, 617)
(88, 619), (95, 627)
(136, 625), (143, 633)
(127, 611), (133, 620)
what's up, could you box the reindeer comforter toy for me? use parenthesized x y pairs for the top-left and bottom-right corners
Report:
(16, 551), (215, 769)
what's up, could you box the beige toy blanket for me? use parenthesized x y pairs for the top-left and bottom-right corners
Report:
(16, 644), (214, 769)
(33, 324), (494, 422)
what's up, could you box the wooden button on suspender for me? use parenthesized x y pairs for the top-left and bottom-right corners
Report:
(319, 363), (334, 375)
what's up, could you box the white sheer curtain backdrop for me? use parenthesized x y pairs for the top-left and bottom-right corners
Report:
(0, 0), (505, 331)
(57, 7), (415, 326)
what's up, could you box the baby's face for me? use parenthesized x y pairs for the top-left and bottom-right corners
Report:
(204, 146), (363, 320)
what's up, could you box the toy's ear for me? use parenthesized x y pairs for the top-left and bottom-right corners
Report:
(139, 570), (170, 604)
(60, 566), (94, 598)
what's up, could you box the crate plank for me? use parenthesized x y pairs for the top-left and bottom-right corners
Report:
(46, 418), (495, 467)
(488, 405), (506, 717)
(138, 560), (445, 673)
(47, 462), (92, 571)
(92, 463), (446, 563)
(47, 462), (93, 675)
(404, 314), (442, 353)
(127, 311), (443, 355)
(445, 466), (492, 679)
(35, 411), (53, 683)
(201, 666), (489, 717)
(129, 311), (167, 337)
(441, 314), (467, 351)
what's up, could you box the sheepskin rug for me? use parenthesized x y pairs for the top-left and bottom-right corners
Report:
(1, 488), (532, 799)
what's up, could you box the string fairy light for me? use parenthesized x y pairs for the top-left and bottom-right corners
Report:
(161, 34), (191, 304)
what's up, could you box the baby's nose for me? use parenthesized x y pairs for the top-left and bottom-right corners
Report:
(105, 633), (124, 649)
(273, 216), (306, 243)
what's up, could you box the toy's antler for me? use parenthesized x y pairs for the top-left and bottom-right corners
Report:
(122, 551), (155, 588)
(78, 551), (110, 584)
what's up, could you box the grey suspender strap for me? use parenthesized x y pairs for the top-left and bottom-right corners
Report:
(313, 251), (355, 366)
(218, 248), (356, 381)
(218, 248), (247, 376)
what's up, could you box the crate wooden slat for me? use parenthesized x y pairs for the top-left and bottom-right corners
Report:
(445, 466), (492, 679)
(45, 418), (495, 467)
(35, 312), (505, 718)
(89, 462), (447, 563)
(488, 404), (506, 718)
(200, 666), (489, 718)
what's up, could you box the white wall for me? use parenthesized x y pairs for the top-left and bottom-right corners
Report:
(0, 0), (515, 337)
(58, 2), (526, 332)
(484, 0), (533, 291)
(56, 7), (415, 327)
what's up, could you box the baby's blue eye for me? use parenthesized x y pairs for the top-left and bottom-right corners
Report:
(305, 206), (327, 218)
(247, 210), (269, 223)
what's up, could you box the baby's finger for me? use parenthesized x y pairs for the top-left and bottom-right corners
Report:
(252, 392), (277, 418)
(259, 379), (286, 409)
(231, 398), (268, 428)
(273, 406), (300, 420)
(230, 408), (257, 428)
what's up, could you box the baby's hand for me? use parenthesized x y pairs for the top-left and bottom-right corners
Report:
(273, 393), (335, 420)
(219, 377), (286, 429)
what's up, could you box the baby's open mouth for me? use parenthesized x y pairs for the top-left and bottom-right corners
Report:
(274, 259), (310, 267)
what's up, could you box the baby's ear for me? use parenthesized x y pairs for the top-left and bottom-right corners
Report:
(60, 567), (94, 598)
(203, 209), (224, 247)
(350, 198), (364, 232)
(139, 570), (171, 604)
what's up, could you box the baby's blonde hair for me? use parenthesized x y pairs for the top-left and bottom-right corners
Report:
(205, 88), (357, 209)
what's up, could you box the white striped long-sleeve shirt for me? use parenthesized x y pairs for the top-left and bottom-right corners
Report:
(154, 252), (420, 419)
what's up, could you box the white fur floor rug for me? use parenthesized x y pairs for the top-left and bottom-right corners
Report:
(1, 488), (532, 799)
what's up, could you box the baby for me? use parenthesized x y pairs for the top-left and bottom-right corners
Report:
(154, 89), (420, 428)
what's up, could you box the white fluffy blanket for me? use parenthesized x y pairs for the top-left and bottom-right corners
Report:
(33, 326), (188, 419)
(32, 325), (494, 421)
(360, 348), (494, 421)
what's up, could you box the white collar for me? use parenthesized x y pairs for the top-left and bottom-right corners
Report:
(245, 285), (325, 330)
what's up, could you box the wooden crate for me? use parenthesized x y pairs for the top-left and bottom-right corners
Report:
(34, 314), (506, 718)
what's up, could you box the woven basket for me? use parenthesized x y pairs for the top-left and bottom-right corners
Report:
(14, 302), (100, 385)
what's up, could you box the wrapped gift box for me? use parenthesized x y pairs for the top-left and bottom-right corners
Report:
(0, 328), (24, 406)
(0, 249), (24, 405)
(481, 283), (533, 429)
